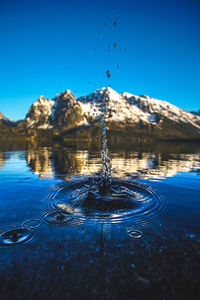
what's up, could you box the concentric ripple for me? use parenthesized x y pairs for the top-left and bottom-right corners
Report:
(43, 175), (167, 227)
(22, 219), (41, 229)
(0, 226), (35, 247)
(43, 210), (75, 225)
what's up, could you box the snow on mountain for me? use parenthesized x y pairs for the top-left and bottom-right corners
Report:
(122, 92), (200, 129)
(24, 87), (200, 137)
(78, 87), (152, 124)
(78, 87), (200, 129)
(25, 90), (87, 129)
(25, 96), (54, 128)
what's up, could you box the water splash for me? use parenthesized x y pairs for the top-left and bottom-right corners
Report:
(43, 176), (166, 228)
(99, 90), (112, 188)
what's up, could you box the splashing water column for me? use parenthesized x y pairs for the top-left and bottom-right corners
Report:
(99, 90), (112, 191)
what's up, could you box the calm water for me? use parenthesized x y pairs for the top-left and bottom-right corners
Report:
(0, 141), (200, 300)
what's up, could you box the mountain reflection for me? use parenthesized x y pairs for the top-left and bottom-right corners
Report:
(26, 147), (54, 178)
(25, 145), (200, 179)
(0, 152), (8, 169)
(26, 146), (100, 179)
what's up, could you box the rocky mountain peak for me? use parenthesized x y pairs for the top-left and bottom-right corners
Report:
(78, 87), (123, 105)
(22, 87), (200, 140)
(25, 96), (54, 129)
(139, 95), (152, 99)
(52, 90), (85, 128)
(58, 89), (75, 100)
(0, 112), (9, 121)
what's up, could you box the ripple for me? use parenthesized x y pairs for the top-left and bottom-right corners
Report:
(22, 219), (41, 229)
(43, 210), (75, 225)
(44, 175), (167, 228)
(126, 228), (143, 238)
(0, 226), (35, 246)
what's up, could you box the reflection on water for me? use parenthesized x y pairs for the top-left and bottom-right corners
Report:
(0, 143), (199, 179)
(26, 146), (94, 179)
(26, 146), (54, 178)
(0, 152), (8, 169)
(23, 144), (200, 179)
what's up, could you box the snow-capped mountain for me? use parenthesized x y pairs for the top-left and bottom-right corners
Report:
(25, 96), (54, 129)
(24, 87), (200, 139)
(78, 87), (151, 123)
(25, 91), (87, 129)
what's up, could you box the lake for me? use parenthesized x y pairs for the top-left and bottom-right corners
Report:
(0, 141), (200, 300)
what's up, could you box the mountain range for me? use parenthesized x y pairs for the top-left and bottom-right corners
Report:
(1, 87), (200, 141)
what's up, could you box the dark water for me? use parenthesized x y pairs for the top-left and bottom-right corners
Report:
(0, 141), (200, 300)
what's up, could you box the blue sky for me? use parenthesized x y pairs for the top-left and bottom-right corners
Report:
(0, 0), (200, 120)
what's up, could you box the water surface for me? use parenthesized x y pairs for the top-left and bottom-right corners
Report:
(0, 141), (200, 300)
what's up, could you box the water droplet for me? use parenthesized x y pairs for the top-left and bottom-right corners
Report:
(106, 70), (111, 78)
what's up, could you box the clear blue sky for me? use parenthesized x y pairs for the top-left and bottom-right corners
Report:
(0, 0), (200, 120)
